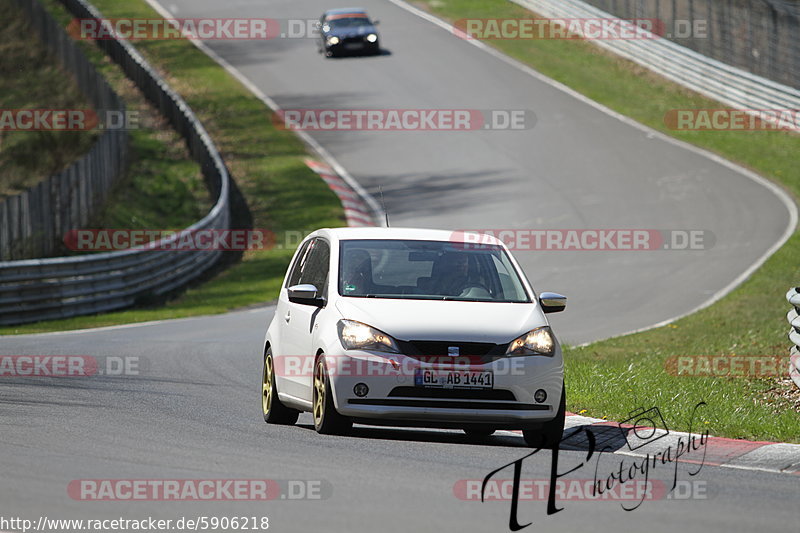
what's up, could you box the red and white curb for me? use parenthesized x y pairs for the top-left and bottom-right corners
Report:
(305, 158), (376, 227)
(499, 412), (800, 476)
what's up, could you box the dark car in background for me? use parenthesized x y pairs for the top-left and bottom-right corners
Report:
(317, 8), (380, 57)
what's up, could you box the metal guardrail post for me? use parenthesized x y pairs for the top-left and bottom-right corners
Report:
(785, 288), (800, 390)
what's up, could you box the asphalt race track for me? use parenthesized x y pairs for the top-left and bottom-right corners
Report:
(1, 1), (797, 532)
(163, 0), (793, 345)
(1, 310), (798, 532)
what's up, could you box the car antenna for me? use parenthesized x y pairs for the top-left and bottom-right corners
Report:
(379, 186), (390, 227)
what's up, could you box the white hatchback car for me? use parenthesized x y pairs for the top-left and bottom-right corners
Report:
(262, 227), (567, 447)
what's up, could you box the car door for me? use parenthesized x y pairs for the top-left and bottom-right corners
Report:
(274, 239), (312, 398)
(282, 237), (330, 401)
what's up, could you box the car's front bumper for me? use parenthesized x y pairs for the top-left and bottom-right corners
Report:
(326, 40), (380, 55)
(325, 350), (564, 428)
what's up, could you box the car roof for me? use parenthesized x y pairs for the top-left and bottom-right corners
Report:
(324, 8), (368, 16)
(312, 227), (505, 246)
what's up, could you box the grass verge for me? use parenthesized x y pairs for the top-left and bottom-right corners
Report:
(419, 0), (800, 442)
(0, 0), (344, 333)
(0, 1), (97, 199)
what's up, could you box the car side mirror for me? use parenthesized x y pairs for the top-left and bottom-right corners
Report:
(539, 292), (566, 313)
(288, 284), (325, 307)
(372, 19), (380, 25)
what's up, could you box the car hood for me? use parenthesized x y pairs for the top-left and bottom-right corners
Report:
(334, 297), (547, 344)
(326, 25), (377, 38)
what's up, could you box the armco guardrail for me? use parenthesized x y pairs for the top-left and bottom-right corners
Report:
(0, 0), (231, 326)
(511, 0), (800, 116)
(785, 288), (800, 390)
(1, 0), (128, 261)
(578, 0), (799, 90)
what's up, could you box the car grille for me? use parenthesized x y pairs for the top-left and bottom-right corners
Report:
(395, 340), (508, 364)
(346, 386), (545, 411)
(341, 36), (366, 44)
(388, 386), (516, 401)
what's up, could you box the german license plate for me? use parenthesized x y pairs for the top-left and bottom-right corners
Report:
(414, 369), (494, 389)
(344, 42), (364, 50)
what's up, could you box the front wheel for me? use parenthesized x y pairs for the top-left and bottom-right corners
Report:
(522, 385), (566, 449)
(262, 349), (300, 425)
(313, 356), (352, 435)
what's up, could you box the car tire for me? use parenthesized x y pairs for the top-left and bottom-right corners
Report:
(313, 356), (352, 435)
(262, 349), (300, 425)
(522, 385), (566, 449)
(463, 427), (495, 439)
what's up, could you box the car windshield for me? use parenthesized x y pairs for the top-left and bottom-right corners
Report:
(326, 16), (372, 28)
(338, 239), (531, 302)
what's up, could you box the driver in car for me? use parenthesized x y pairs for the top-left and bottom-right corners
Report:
(432, 253), (472, 296)
(341, 249), (374, 295)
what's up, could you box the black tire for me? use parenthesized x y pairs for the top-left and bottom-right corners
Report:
(312, 356), (352, 435)
(463, 427), (496, 439)
(522, 385), (566, 449)
(262, 349), (300, 425)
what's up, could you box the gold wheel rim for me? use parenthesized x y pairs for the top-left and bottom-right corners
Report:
(313, 360), (326, 426)
(262, 355), (273, 415)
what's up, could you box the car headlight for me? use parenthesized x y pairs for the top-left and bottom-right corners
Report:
(366, 33), (378, 43)
(505, 326), (556, 356)
(337, 319), (400, 353)
(327, 36), (340, 45)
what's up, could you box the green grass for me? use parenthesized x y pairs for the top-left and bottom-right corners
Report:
(0, 1), (97, 199)
(420, 0), (800, 442)
(0, 0), (344, 333)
